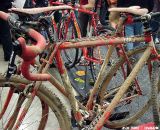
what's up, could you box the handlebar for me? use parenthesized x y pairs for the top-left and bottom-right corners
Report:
(0, 11), (50, 81)
(133, 12), (160, 22)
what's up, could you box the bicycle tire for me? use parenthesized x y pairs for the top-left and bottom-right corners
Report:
(98, 46), (153, 128)
(58, 15), (82, 69)
(151, 61), (160, 127)
(0, 74), (72, 130)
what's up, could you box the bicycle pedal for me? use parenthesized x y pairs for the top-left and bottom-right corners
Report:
(109, 111), (129, 121)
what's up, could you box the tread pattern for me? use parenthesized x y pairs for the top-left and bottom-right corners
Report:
(0, 74), (72, 130)
(151, 61), (160, 126)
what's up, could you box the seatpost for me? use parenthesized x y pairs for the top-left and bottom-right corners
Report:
(115, 13), (128, 35)
(6, 40), (22, 80)
(141, 15), (152, 35)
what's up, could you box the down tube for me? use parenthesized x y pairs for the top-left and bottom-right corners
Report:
(55, 50), (83, 123)
(94, 45), (153, 130)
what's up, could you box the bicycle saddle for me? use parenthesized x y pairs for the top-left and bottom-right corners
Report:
(108, 6), (148, 16)
(9, 5), (72, 15)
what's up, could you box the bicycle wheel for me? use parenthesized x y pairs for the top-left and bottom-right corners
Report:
(58, 15), (82, 69)
(97, 45), (153, 128)
(0, 74), (72, 130)
(151, 61), (160, 127)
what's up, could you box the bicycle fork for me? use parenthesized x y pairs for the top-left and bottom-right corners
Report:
(55, 50), (84, 126)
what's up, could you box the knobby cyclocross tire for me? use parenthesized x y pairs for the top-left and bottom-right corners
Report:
(151, 61), (160, 127)
(58, 15), (82, 69)
(98, 46), (153, 128)
(0, 74), (72, 130)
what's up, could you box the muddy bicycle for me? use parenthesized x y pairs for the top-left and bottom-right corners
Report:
(0, 6), (159, 130)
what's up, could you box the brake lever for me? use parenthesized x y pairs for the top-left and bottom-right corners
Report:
(6, 40), (22, 80)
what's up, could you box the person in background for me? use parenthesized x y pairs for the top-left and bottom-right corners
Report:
(79, 0), (117, 37)
(35, 0), (48, 7)
(151, 0), (160, 42)
(12, 0), (26, 8)
(97, 0), (116, 26)
(78, 0), (95, 37)
(109, 0), (153, 51)
(117, 0), (153, 51)
(0, 0), (13, 61)
(24, 0), (34, 8)
(153, 0), (160, 12)
(13, 0), (48, 8)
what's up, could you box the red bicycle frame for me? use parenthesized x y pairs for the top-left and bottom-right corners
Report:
(51, 1), (104, 64)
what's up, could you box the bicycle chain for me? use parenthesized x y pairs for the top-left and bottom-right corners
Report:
(82, 110), (104, 130)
